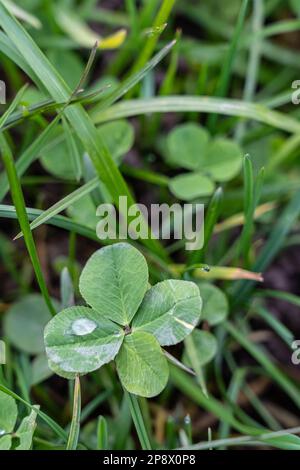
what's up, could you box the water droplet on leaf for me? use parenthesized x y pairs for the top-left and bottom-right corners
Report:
(71, 318), (97, 336)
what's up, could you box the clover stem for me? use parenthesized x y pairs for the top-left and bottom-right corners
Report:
(66, 375), (81, 450)
(126, 392), (152, 450)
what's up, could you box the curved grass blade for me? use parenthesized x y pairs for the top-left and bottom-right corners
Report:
(179, 426), (300, 450)
(0, 204), (102, 242)
(93, 96), (300, 134)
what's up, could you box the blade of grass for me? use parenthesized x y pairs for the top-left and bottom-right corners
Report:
(96, 415), (108, 450)
(255, 289), (300, 308)
(232, 188), (300, 304)
(127, 0), (176, 82)
(67, 376), (81, 450)
(2, 0), (41, 29)
(93, 96), (300, 134)
(0, 204), (101, 242)
(184, 335), (208, 397)
(235, 0), (264, 140)
(255, 306), (294, 347)
(189, 187), (223, 266)
(179, 426), (300, 450)
(61, 116), (82, 181)
(0, 83), (27, 129)
(218, 369), (246, 446)
(224, 321), (300, 409)
(236, 155), (255, 264)
(207, 0), (249, 133)
(113, 393), (132, 450)
(0, 134), (56, 316)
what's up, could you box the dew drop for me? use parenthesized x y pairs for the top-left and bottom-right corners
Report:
(0, 429), (5, 436)
(71, 318), (97, 336)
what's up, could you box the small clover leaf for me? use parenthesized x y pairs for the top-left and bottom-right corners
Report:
(167, 123), (209, 171)
(183, 329), (218, 368)
(169, 172), (215, 201)
(4, 294), (58, 355)
(132, 280), (202, 346)
(0, 391), (38, 450)
(41, 119), (134, 180)
(199, 282), (229, 326)
(44, 243), (203, 397)
(166, 123), (243, 201)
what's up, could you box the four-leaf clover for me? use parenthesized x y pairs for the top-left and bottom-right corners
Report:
(44, 243), (202, 397)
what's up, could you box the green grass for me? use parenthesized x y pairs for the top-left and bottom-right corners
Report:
(1, 0), (300, 452)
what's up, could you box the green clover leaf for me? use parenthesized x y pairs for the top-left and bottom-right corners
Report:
(115, 331), (169, 398)
(132, 279), (202, 346)
(166, 123), (243, 201)
(44, 243), (202, 397)
(79, 243), (149, 326)
(0, 391), (38, 450)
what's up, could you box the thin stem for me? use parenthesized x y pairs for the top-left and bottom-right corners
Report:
(127, 392), (152, 450)
(67, 376), (81, 450)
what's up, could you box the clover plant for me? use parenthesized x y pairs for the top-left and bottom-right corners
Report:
(44, 243), (202, 397)
(165, 123), (243, 201)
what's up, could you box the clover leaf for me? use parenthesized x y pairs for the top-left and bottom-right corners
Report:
(198, 282), (229, 326)
(41, 120), (134, 180)
(44, 243), (202, 397)
(166, 123), (243, 201)
(0, 390), (38, 450)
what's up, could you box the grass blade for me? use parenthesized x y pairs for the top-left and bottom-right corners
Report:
(93, 96), (300, 134)
(232, 188), (300, 304)
(128, 0), (176, 78)
(207, 0), (249, 132)
(0, 134), (56, 316)
(189, 187), (223, 266)
(224, 321), (300, 409)
(96, 415), (108, 450)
